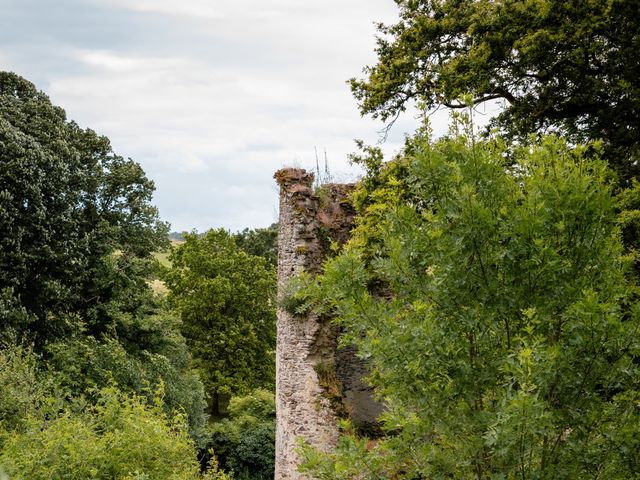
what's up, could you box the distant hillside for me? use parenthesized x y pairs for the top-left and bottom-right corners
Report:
(168, 231), (185, 242)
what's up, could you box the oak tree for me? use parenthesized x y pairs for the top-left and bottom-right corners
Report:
(352, 0), (640, 177)
(0, 71), (169, 344)
(164, 230), (276, 415)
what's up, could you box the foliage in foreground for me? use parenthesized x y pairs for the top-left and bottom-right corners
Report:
(300, 135), (640, 479)
(0, 347), (227, 480)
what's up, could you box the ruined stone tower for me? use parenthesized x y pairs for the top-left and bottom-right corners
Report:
(274, 168), (382, 480)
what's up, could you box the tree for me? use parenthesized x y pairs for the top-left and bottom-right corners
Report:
(300, 134), (640, 478)
(44, 314), (208, 436)
(0, 71), (168, 345)
(351, 0), (640, 177)
(204, 389), (276, 480)
(164, 230), (276, 415)
(233, 223), (278, 269)
(0, 72), (207, 435)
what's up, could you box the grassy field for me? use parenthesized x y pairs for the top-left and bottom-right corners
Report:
(149, 240), (183, 295)
(152, 240), (183, 268)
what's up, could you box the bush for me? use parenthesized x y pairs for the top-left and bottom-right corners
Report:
(45, 314), (208, 436)
(0, 346), (57, 433)
(0, 386), (227, 480)
(204, 390), (276, 480)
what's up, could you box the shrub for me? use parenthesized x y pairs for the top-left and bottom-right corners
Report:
(204, 390), (276, 480)
(0, 387), (227, 480)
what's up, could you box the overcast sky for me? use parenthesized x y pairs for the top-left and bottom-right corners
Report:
(0, 0), (445, 232)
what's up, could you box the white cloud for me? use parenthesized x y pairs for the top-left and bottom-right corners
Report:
(103, 0), (381, 21)
(104, 0), (265, 20)
(2, 0), (432, 232)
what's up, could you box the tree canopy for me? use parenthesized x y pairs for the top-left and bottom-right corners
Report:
(0, 71), (169, 345)
(300, 133), (640, 479)
(164, 229), (276, 415)
(352, 0), (640, 177)
(233, 223), (278, 269)
(0, 72), (209, 456)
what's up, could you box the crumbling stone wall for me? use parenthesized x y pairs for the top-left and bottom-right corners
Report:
(274, 168), (382, 480)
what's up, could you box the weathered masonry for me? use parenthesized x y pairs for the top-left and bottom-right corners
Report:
(274, 168), (382, 480)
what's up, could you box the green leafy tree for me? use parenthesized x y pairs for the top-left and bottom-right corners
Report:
(204, 389), (276, 480)
(164, 229), (276, 415)
(0, 71), (168, 345)
(352, 0), (640, 177)
(233, 223), (279, 268)
(44, 314), (208, 435)
(0, 72), (207, 436)
(300, 134), (640, 479)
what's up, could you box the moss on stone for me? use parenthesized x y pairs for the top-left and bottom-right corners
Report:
(313, 362), (349, 420)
